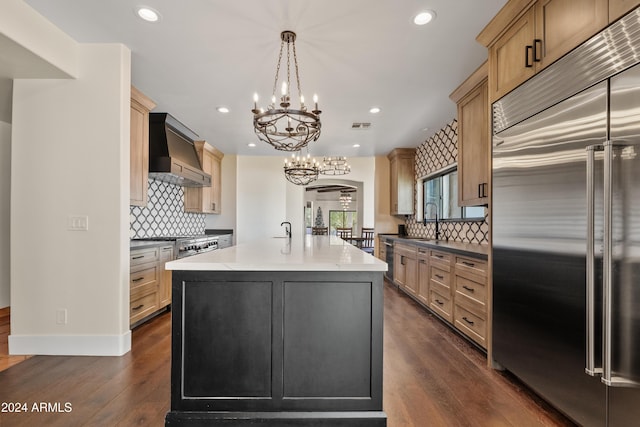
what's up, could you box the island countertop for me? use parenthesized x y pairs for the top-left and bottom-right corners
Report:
(165, 235), (388, 272)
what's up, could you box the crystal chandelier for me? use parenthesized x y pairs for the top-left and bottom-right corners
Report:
(320, 156), (351, 176)
(339, 191), (352, 210)
(252, 31), (321, 151)
(284, 152), (320, 186)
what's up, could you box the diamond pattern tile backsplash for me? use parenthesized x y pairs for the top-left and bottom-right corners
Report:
(130, 179), (206, 238)
(405, 119), (488, 244)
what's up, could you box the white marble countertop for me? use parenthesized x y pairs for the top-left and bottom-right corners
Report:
(166, 235), (388, 272)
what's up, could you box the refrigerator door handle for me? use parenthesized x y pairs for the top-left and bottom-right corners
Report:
(602, 140), (640, 387)
(586, 144), (603, 377)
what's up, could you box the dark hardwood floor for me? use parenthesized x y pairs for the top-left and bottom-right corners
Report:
(0, 282), (575, 426)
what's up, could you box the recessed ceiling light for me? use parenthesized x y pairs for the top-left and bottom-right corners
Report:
(216, 106), (230, 113)
(414, 10), (436, 25)
(248, 142), (256, 148)
(353, 144), (361, 148)
(136, 6), (160, 22)
(369, 107), (381, 114)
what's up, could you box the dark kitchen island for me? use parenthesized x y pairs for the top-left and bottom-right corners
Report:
(164, 235), (387, 426)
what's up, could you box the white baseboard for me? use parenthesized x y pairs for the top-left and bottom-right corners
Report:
(8, 331), (132, 356)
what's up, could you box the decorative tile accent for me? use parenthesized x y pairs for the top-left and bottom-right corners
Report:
(405, 119), (488, 244)
(129, 179), (206, 238)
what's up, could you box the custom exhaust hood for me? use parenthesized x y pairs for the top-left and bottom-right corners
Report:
(148, 113), (212, 187)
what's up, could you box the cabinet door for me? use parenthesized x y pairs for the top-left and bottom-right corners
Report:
(489, 7), (536, 102)
(535, 0), (608, 70)
(393, 251), (405, 287)
(458, 79), (489, 206)
(130, 87), (155, 207)
(403, 255), (418, 296)
(388, 149), (415, 215)
(210, 153), (222, 213)
(610, 0), (640, 22)
(158, 245), (173, 308)
(417, 255), (429, 305)
(184, 142), (223, 214)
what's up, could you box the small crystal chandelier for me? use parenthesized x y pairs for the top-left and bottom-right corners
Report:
(339, 191), (352, 210)
(284, 152), (320, 186)
(320, 156), (351, 176)
(252, 30), (321, 151)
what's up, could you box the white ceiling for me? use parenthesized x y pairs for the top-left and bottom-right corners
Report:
(22, 0), (506, 157)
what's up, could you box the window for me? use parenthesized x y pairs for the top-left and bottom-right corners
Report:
(329, 210), (358, 234)
(423, 168), (484, 220)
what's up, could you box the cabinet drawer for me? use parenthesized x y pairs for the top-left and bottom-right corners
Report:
(130, 247), (159, 266)
(159, 245), (174, 262)
(130, 284), (158, 325)
(430, 265), (451, 289)
(455, 274), (487, 308)
(455, 256), (487, 278)
(130, 265), (157, 292)
(454, 304), (486, 348)
(429, 250), (451, 266)
(395, 243), (417, 257)
(429, 286), (452, 322)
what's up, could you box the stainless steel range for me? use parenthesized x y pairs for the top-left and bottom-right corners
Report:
(133, 235), (218, 259)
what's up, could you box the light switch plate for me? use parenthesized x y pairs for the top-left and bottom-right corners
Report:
(68, 215), (89, 231)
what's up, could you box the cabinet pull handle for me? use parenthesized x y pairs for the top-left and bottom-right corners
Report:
(419, 259), (426, 264)
(462, 316), (475, 326)
(533, 39), (542, 62)
(525, 45), (533, 68)
(462, 261), (475, 267)
(462, 285), (475, 293)
(478, 183), (482, 198)
(132, 255), (144, 260)
(132, 304), (144, 311)
(132, 277), (144, 282)
(434, 254), (443, 259)
(435, 299), (444, 306)
(400, 255), (405, 266)
(435, 274), (444, 280)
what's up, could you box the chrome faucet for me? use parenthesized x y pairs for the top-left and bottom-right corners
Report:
(424, 202), (440, 240)
(281, 221), (291, 239)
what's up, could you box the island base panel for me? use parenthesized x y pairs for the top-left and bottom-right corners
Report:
(165, 411), (387, 426)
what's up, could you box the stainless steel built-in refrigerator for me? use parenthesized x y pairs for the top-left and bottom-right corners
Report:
(492, 9), (640, 426)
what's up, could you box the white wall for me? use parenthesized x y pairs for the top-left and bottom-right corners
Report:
(236, 156), (290, 243)
(10, 43), (131, 355)
(0, 120), (10, 308)
(234, 156), (376, 244)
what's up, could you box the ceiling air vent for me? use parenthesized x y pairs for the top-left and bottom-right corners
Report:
(351, 122), (371, 129)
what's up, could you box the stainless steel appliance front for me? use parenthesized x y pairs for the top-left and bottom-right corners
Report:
(493, 55), (640, 427)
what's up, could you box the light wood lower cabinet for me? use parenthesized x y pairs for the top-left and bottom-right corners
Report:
(453, 255), (488, 348)
(393, 243), (417, 296)
(392, 240), (488, 350)
(428, 249), (453, 322)
(130, 248), (159, 326)
(417, 247), (429, 305)
(130, 244), (175, 327)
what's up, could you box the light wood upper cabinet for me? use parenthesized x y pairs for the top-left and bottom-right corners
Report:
(450, 62), (489, 207)
(184, 141), (224, 214)
(536, 0), (608, 69)
(488, 6), (536, 102)
(610, 0), (640, 22)
(130, 86), (156, 206)
(479, 0), (608, 102)
(387, 148), (415, 216)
